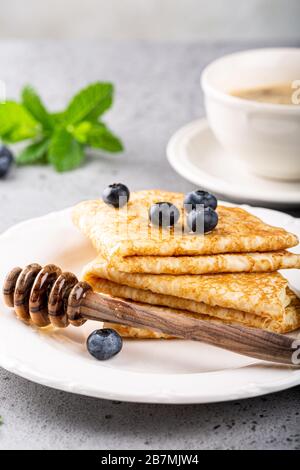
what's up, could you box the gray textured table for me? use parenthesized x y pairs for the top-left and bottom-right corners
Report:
(0, 40), (299, 450)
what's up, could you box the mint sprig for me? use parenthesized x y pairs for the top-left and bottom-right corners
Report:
(22, 86), (54, 131)
(49, 128), (84, 172)
(0, 82), (123, 172)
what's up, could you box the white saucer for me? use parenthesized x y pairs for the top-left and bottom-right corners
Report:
(167, 119), (300, 207)
(0, 207), (299, 403)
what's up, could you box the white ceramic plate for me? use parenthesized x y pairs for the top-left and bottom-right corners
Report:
(0, 207), (299, 404)
(167, 119), (300, 207)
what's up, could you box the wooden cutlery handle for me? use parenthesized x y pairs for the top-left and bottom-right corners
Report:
(3, 264), (299, 366)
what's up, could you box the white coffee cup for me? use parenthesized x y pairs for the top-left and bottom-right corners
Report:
(201, 48), (300, 181)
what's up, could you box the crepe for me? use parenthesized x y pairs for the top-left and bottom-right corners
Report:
(113, 251), (300, 274)
(89, 278), (300, 338)
(83, 257), (300, 335)
(72, 190), (299, 274)
(73, 189), (300, 337)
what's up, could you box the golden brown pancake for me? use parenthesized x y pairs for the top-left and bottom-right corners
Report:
(73, 190), (300, 338)
(72, 190), (299, 274)
(83, 257), (300, 335)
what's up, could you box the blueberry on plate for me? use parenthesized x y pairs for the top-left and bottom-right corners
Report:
(0, 146), (14, 178)
(102, 183), (130, 208)
(87, 328), (123, 361)
(184, 190), (217, 212)
(187, 207), (218, 234)
(149, 202), (180, 227)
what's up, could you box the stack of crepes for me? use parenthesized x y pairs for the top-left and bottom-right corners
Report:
(72, 190), (300, 337)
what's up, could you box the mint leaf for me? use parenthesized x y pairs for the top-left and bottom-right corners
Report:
(64, 82), (113, 125)
(84, 86), (113, 121)
(51, 111), (66, 125)
(70, 121), (92, 143)
(0, 101), (38, 142)
(17, 138), (50, 165)
(49, 128), (84, 172)
(87, 123), (124, 152)
(22, 86), (53, 130)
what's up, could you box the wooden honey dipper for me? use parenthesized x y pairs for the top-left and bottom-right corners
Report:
(3, 263), (300, 366)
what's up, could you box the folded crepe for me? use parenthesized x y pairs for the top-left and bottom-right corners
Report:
(83, 257), (300, 336)
(72, 190), (300, 274)
(73, 189), (300, 337)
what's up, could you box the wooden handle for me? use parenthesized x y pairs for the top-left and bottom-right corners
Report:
(82, 291), (299, 366)
(3, 264), (299, 367)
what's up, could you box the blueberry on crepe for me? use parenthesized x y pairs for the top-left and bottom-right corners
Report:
(102, 183), (130, 208)
(149, 202), (180, 227)
(184, 190), (217, 212)
(187, 207), (219, 234)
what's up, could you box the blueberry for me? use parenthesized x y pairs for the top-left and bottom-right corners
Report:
(102, 183), (130, 208)
(187, 207), (218, 234)
(87, 328), (123, 361)
(149, 202), (180, 227)
(184, 190), (217, 212)
(0, 146), (13, 178)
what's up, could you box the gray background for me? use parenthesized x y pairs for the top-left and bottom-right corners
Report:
(0, 0), (299, 41)
(0, 40), (299, 450)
